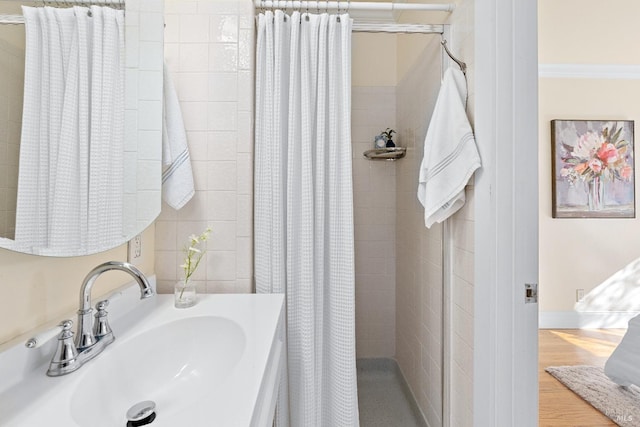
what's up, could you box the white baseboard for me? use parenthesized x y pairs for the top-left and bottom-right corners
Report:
(539, 64), (640, 79)
(539, 311), (640, 329)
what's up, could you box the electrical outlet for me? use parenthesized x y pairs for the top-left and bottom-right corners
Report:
(576, 288), (585, 302)
(128, 234), (142, 264)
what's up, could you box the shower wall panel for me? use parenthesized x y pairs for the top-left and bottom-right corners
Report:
(395, 36), (444, 427)
(352, 86), (397, 358)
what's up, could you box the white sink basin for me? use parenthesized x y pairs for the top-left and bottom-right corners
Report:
(0, 288), (284, 427)
(71, 316), (245, 426)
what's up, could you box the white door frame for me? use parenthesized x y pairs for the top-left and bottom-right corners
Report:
(473, 0), (539, 425)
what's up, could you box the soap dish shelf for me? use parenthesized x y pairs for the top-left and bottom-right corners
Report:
(363, 147), (407, 161)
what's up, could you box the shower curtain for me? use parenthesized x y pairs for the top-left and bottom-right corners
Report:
(254, 10), (359, 427)
(15, 6), (124, 255)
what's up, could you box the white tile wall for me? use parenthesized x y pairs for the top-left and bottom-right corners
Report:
(0, 34), (23, 240)
(352, 86), (397, 359)
(395, 36), (444, 427)
(155, 0), (254, 294)
(393, 4), (476, 425)
(447, 1), (476, 425)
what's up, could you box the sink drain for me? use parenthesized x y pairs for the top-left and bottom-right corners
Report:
(126, 400), (156, 427)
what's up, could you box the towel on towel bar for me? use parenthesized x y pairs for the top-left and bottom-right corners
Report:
(417, 67), (481, 228)
(162, 65), (195, 210)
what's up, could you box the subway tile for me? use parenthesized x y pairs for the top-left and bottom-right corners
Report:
(163, 14), (180, 44)
(236, 237), (252, 279)
(197, 0), (239, 15)
(236, 195), (252, 237)
(155, 251), (178, 281)
(238, 29), (253, 70)
(137, 100), (162, 130)
(210, 15), (238, 43)
(179, 102), (208, 131)
(208, 191), (237, 220)
(177, 73), (209, 102)
(206, 250), (237, 280)
(176, 190), (208, 221)
(139, 11), (163, 41)
(137, 130), (162, 160)
(208, 132), (238, 160)
(154, 221), (177, 251)
(209, 73), (239, 102)
(208, 102), (238, 131)
(237, 70), (253, 112)
(236, 153), (252, 195)
(185, 131), (208, 161)
(139, 41), (163, 71)
(180, 14), (210, 43)
(207, 221), (237, 250)
(179, 43), (209, 72)
(209, 43), (238, 72)
(207, 161), (237, 191)
(190, 160), (209, 191)
(138, 70), (163, 101)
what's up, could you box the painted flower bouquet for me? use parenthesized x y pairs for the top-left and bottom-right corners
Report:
(559, 123), (633, 210)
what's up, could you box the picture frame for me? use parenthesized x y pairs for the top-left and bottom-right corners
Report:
(551, 119), (635, 218)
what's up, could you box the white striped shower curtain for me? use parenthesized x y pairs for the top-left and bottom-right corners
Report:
(254, 10), (359, 427)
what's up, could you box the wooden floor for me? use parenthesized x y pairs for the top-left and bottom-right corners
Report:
(539, 329), (626, 427)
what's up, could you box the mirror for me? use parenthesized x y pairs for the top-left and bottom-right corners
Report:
(0, 0), (163, 256)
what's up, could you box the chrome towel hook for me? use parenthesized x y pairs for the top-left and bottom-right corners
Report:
(441, 39), (467, 76)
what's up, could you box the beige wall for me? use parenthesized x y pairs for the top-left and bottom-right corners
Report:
(539, 0), (640, 315)
(0, 225), (155, 345)
(352, 33), (397, 86)
(0, 30), (22, 241)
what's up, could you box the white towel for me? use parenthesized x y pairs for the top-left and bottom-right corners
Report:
(162, 65), (195, 210)
(417, 67), (481, 228)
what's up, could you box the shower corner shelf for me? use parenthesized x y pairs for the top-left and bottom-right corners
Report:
(363, 147), (407, 161)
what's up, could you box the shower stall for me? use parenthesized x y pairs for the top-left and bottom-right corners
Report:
(253, 2), (476, 426)
(351, 26), (467, 427)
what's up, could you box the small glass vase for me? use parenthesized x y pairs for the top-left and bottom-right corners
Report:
(174, 280), (196, 308)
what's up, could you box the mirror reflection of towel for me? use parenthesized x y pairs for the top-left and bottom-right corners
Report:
(417, 67), (481, 228)
(162, 64), (194, 210)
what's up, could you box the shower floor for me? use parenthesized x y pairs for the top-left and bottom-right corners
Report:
(357, 358), (426, 427)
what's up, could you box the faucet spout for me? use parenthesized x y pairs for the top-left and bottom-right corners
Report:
(76, 261), (154, 350)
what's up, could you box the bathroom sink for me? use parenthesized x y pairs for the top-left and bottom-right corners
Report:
(70, 316), (246, 427)
(0, 289), (284, 427)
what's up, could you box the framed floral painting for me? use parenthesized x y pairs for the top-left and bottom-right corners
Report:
(551, 120), (635, 218)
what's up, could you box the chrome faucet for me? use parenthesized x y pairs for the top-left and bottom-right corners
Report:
(46, 261), (154, 377)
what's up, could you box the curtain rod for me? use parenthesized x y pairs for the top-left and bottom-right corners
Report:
(255, 0), (455, 12)
(352, 23), (443, 34)
(0, 14), (24, 24)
